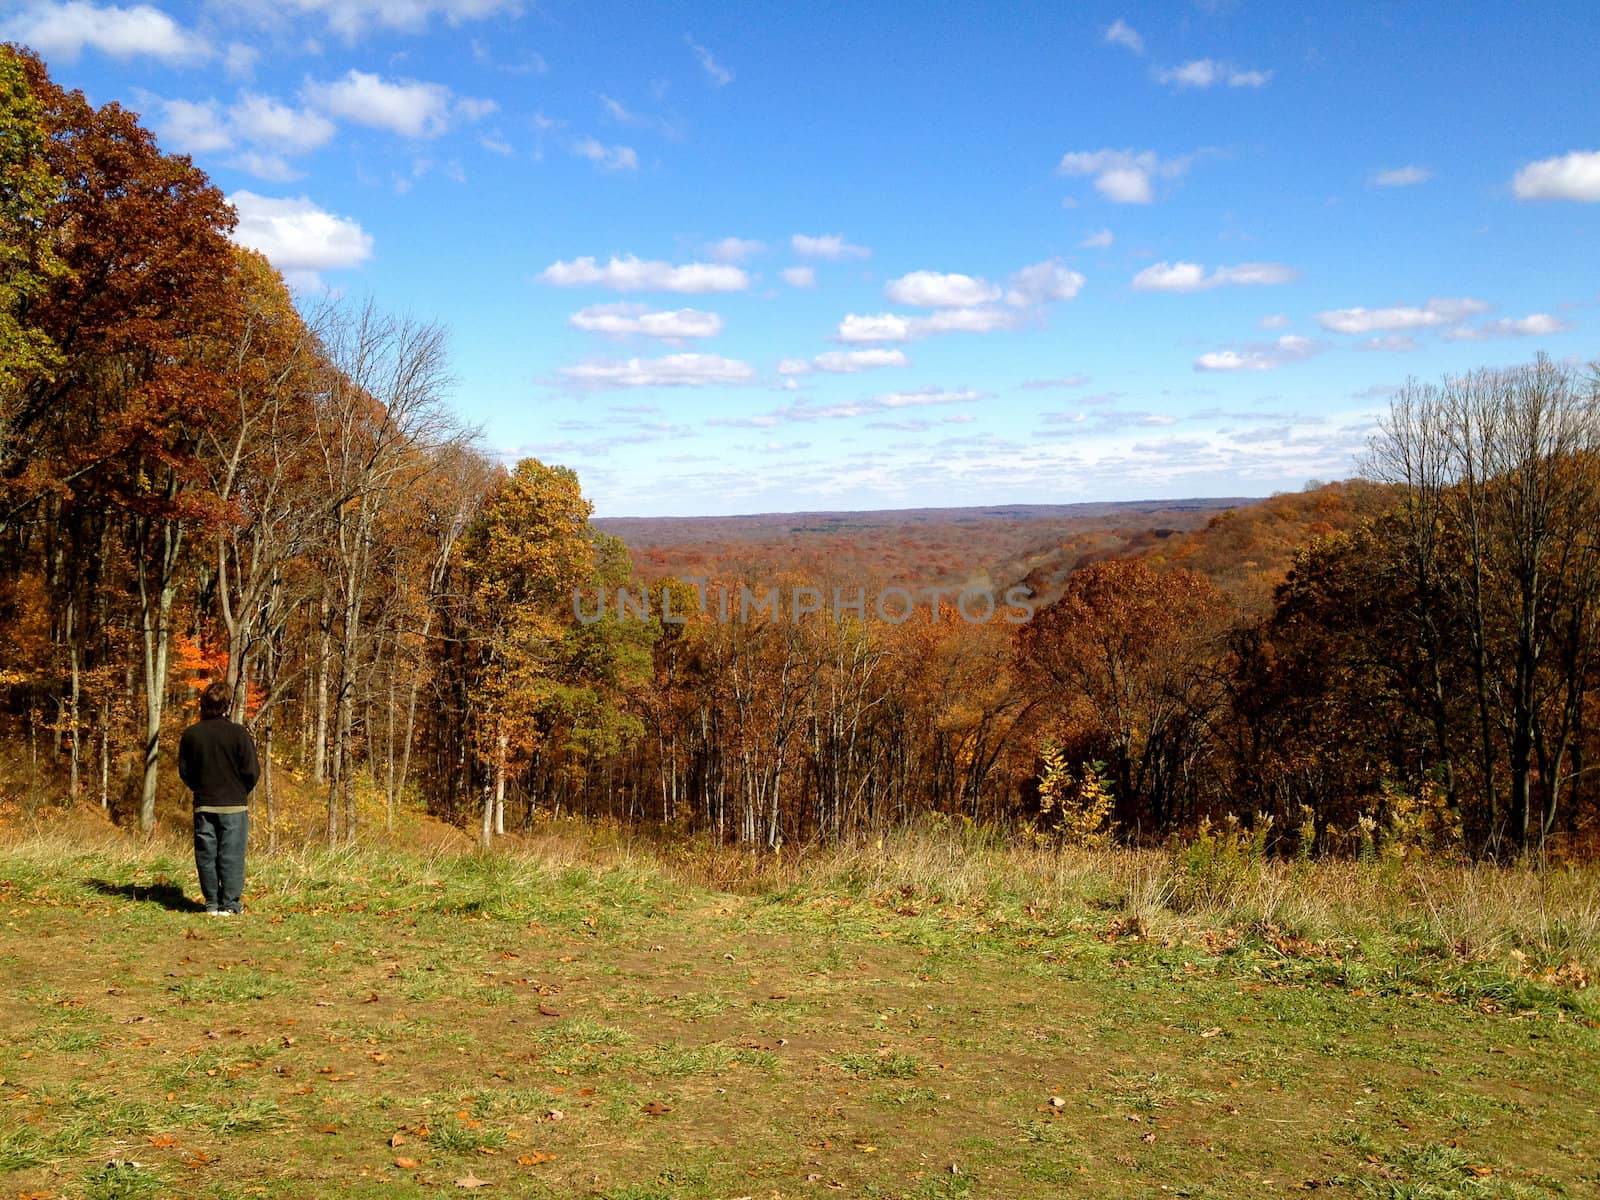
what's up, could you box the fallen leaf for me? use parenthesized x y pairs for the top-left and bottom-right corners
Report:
(641, 1101), (671, 1116)
(390, 1133), (406, 1148)
(454, 1173), (491, 1189)
(147, 1134), (179, 1148)
(537, 1004), (561, 1017)
(1200, 1027), (1223, 1038)
(517, 1152), (554, 1166)
(394, 1157), (420, 1169)
(543, 1109), (564, 1122)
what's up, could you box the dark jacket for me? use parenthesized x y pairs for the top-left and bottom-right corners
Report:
(178, 717), (260, 809)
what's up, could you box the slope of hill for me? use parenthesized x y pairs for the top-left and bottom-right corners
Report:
(998, 480), (1395, 611)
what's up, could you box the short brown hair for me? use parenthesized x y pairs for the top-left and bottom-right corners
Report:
(200, 681), (233, 720)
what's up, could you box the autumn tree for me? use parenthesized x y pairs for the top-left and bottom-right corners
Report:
(0, 45), (63, 409)
(1369, 357), (1600, 851)
(456, 458), (638, 845)
(0, 49), (238, 830)
(1019, 558), (1228, 835)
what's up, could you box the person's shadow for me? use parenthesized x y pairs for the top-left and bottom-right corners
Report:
(87, 878), (204, 913)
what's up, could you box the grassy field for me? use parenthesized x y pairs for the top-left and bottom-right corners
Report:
(1, 817), (1597, 1199)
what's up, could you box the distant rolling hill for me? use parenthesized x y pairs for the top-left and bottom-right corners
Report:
(595, 497), (1257, 596)
(596, 483), (1392, 613)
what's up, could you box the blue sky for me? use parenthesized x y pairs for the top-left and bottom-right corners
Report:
(5, 0), (1598, 516)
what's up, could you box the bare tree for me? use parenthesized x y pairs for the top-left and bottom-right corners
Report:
(313, 302), (458, 844)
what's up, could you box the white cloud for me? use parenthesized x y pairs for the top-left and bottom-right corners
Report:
(1133, 261), (1208, 291)
(1194, 335), (1318, 372)
(455, 96), (499, 122)
(274, 0), (519, 40)
(1316, 297), (1489, 333)
(1260, 313), (1290, 329)
(1443, 313), (1572, 341)
(709, 237), (764, 263)
(835, 259), (1079, 343)
(811, 349), (910, 373)
(1512, 151), (1600, 202)
(559, 353), (754, 390)
(918, 308), (1019, 334)
(1005, 259), (1085, 306)
(227, 190), (373, 288)
(1489, 313), (1570, 337)
(1373, 165), (1431, 187)
(599, 94), (638, 125)
(539, 255), (749, 293)
(835, 308), (1018, 342)
(1360, 335), (1418, 352)
(1020, 375), (1089, 390)
(1057, 148), (1192, 204)
(836, 313), (912, 342)
(1, 1), (209, 63)
(597, 93), (676, 138)
(1079, 228), (1114, 248)
(304, 70), (457, 138)
(231, 93), (336, 153)
(145, 96), (233, 154)
(1155, 59), (1273, 88)
(572, 137), (639, 172)
(876, 388), (984, 408)
(1132, 261), (1298, 291)
(222, 40), (258, 79)
(1103, 19), (1143, 54)
(792, 233), (870, 260)
(144, 89), (339, 162)
(885, 270), (1001, 307)
(228, 151), (302, 182)
(687, 36), (733, 86)
(782, 266), (816, 288)
(568, 303), (723, 339)
(781, 403), (872, 421)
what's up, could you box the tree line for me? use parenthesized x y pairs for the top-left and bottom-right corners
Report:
(4, 46), (1598, 858)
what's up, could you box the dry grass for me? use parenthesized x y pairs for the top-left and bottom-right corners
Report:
(4, 800), (1596, 987)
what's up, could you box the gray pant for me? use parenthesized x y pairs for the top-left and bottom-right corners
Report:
(194, 811), (249, 913)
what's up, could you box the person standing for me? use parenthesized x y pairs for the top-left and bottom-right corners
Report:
(178, 681), (260, 916)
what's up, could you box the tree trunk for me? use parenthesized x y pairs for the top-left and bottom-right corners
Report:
(137, 518), (182, 835)
(313, 590), (331, 786)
